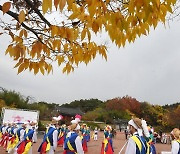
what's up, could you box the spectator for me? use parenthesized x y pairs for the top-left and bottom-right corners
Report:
(124, 129), (128, 140)
(170, 128), (180, 154)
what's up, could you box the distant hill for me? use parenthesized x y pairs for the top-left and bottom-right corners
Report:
(162, 102), (180, 110)
(60, 99), (104, 112)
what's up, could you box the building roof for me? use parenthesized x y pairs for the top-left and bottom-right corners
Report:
(55, 106), (84, 116)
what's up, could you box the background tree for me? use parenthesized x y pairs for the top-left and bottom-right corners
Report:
(82, 108), (100, 121)
(1, 86), (179, 131)
(0, 99), (6, 115)
(0, 0), (176, 74)
(106, 96), (141, 116)
(0, 88), (28, 108)
(61, 99), (103, 112)
(166, 105), (180, 128)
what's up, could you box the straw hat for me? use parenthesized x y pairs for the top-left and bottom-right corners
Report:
(171, 128), (180, 139)
(70, 123), (80, 131)
(132, 118), (142, 129)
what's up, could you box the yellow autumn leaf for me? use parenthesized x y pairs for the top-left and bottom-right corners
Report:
(24, 30), (28, 38)
(2, 2), (11, 15)
(66, 63), (72, 74)
(33, 63), (39, 75)
(49, 0), (52, 11)
(14, 58), (23, 68)
(88, 4), (96, 17)
(42, 0), (49, 14)
(59, 0), (66, 12)
(5, 44), (13, 55)
(160, 4), (168, 15)
(19, 10), (26, 24)
(62, 66), (67, 73)
(64, 43), (69, 51)
(52, 40), (61, 50)
(54, 0), (60, 10)
(67, 0), (74, 10)
(99, 46), (107, 60)
(51, 25), (59, 37)
(128, 0), (134, 14)
(106, 0), (110, 4)
(19, 29), (28, 38)
(40, 66), (45, 75)
(69, 12), (79, 20)
(17, 62), (26, 74)
(165, 4), (173, 13)
(66, 28), (74, 42)
(92, 21), (99, 33)
(81, 28), (86, 41)
(102, 1), (107, 13)
(47, 64), (52, 74)
(19, 30), (24, 37)
(24, 61), (29, 69)
(87, 29), (91, 42)
(57, 55), (64, 66)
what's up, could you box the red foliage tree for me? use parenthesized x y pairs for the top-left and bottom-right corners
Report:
(106, 96), (141, 115)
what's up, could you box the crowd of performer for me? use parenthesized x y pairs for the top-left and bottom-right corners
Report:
(0, 120), (38, 154)
(0, 115), (179, 154)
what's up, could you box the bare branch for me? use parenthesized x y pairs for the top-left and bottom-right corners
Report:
(24, 0), (51, 27)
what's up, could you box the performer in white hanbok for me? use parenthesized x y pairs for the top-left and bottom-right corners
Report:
(38, 115), (63, 154)
(16, 121), (35, 154)
(125, 118), (151, 154)
(63, 114), (84, 154)
(170, 128), (180, 154)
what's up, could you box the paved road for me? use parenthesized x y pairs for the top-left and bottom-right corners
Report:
(0, 131), (171, 154)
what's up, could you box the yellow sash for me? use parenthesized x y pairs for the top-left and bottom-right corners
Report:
(67, 140), (77, 154)
(131, 136), (142, 152)
(45, 127), (51, 152)
(131, 136), (150, 154)
(103, 138), (108, 154)
(22, 129), (32, 154)
(46, 137), (51, 152)
(0, 132), (2, 138)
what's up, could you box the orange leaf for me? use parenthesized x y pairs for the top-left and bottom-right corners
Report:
(18, 62), (26, 74)
(19, 10), (26, 23)
(54, 0), (60, 10)
(59, 0), (66, 12)
(81, 28), (86, 41)
(42, 0), (49, 14)
(2, 2), (11, 14)
(92, 21), (99, 34)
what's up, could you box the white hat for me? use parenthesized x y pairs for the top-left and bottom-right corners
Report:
(75, 114), (81, 123)
(71, 114), (81, 124)
(52, 115), (63, 121)
(128, 119), (138, 130)
(128, 119), (150, 137)
(71, 119), (78, 124)
(24, 121), (29, 125)
(74, 124), (80, 130)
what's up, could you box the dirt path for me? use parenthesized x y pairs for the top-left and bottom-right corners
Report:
(0, 131), (171, 154)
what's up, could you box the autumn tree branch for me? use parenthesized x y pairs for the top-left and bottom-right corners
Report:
(0, 5), (43, 43)
(23, 0), (51, 27)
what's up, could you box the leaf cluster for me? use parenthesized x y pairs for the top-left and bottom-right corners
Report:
(0, 0), (176, 74)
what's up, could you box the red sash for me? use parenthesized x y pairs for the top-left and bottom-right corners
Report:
(39, 141), (48, 154)
(82, 138), (88, 152)
(58, 136), (64, 146)
(63, 150), (76, 154)
(17, 140), (31, 154)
